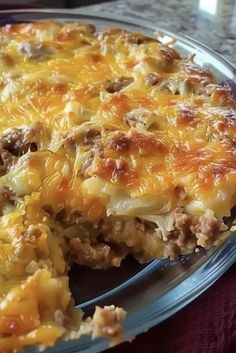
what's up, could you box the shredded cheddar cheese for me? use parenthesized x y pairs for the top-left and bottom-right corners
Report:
(0, 21), (234, 352)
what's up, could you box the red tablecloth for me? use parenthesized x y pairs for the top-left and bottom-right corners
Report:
(111, 264), (236, 353)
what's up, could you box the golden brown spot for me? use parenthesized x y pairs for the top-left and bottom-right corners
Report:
(0, 53), (14, 66)
(89, 53), (103, 63)
(172, 143), (206, 173)
(102, 93), (130, 117)
(211, 87), (236, 107)
(150, 163), (165, 173)
(52, 83), (68, 95)
(33, 80), (68, 96)
(109, 133), (131, 152)
(176, 109), (197, 126)
(132, 132), (166, 156)
(33, 80), (51, 96)
(95, 158), (137, 186)
(109, 132), (166, 156)
(215, 112), (236, 133)
(124, 60), (136, 69)
(199, 161), (235, 192)
(159, 46), (181, 61)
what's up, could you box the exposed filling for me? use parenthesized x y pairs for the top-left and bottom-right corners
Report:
(48, 206), (230, 268)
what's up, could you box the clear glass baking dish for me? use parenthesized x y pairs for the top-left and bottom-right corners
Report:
(0, 9), (235, 353)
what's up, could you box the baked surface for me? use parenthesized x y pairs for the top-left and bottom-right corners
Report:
(0, 21), (235, 351)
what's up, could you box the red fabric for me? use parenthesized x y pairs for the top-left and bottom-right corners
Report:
(111, 264), (236, 353)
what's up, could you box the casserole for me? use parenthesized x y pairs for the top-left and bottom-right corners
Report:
(0, 9), (235, 353)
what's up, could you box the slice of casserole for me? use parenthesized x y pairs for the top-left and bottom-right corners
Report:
(0, 21), (234, 352)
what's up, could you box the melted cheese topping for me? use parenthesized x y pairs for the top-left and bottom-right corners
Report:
(0, 21), (235, 352)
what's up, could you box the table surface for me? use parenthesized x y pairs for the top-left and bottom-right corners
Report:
(79, 0), (236, 66)
(77, 1), (236, 352)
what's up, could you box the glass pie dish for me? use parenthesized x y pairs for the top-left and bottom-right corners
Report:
(0, 9), (235, 353)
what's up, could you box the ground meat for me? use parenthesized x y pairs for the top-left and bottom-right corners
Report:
(0, 186), (14, 201)
(159, 46), (181, 61)
(83, 128), (101, 146)
(123, 31), (158, 45)
(77, 143), (103, 179)
(70, 23), (96, 35)
(166, 207), (222, 252)
(223, 206), (236, 228)
(174, 185), (189, 201)
(113, 220), (123, 235)
(55, 209), (68, 222)
(14, 226), (42, 257)
(67, 208), (223, 266)
(161, 207), (199, 256)
(0, 52), (14, 66)
(54, 309), (65, 327)
(135, 218), (146, 232)
(65, 127), (101, 148)
(173, 207), (197, 250)
(92, 305), (126, 342)
(69, 237), (124, 269)
(66, 209), (223, 268)
(0, 186), (15, 213)
(23, 225), (42, 245)
(191, 211), (221, 247)
(174, 207), (192, 234)
(106, 77), (134, 93)
(0, 147), (15, 175)
(164, 242), (180, 261)
(1, 128), (38, 157)
(108, 132), (131, 152)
